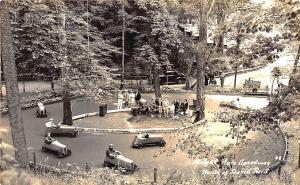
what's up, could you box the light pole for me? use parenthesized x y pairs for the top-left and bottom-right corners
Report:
(121, 0), (125, 88)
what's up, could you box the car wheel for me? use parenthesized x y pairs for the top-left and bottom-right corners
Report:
(160, 141), (166, 147)
(42, 147), (47, 152)
(104, 161), (110, 167)
(137, 144), (143, 149)
(67, 149), (72, 155)
(57, 153), (64, 158)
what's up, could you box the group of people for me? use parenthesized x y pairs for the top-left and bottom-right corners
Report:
(117, 90), (190, 118)
(137, 97), (189, 118)
(117, 90), (141, 110)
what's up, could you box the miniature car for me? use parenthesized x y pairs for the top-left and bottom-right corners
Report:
(45, 122), (78, 137)
(42, 139), (71, 158)
(104, 153), (138, 174)
(36, 102), (47, 118)
(132, 133), (166, 148)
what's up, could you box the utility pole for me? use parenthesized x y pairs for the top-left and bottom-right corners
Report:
(121, 0), (125, 88)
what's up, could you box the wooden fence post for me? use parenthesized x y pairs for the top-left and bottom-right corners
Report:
(278, 163), (281, 176)
(33, 152), (36, 167)
(85, 162), (90, 172)
(153, 168), (157, 184)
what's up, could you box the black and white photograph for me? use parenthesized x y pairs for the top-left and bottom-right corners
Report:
(0, 0), (300, 184)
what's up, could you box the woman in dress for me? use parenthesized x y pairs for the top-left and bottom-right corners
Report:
(129, 90), (136, 108)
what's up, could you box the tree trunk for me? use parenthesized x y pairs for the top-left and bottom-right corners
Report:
(292, 44), (300, 74)
(270, 78), (275, 95)
(60, 11), (73, 125)
(220, 74), (225, 88)
(0, 0), (29, 167)
(195, 0), (207, 122)
(153, 64), (161, 99)
(233, 66), (238, 89)
(63, 84), (73, 125)
(233, 35), (241, 89)
(216, 0), (225, 53)
(185, 59), (194, 89)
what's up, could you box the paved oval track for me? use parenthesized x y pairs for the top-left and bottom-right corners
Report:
(1, 98), (194, 177)
(1, 93), (286, 177)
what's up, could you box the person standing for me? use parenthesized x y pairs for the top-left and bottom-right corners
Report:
(183, 99), (189, 115)
(129, 90), (136, 107)
(174, 99), (179, 115)
(169, 103), (175, 118)
(177, 99), (183, 115)
(135, 90), (141, 105)
(123, 90), (130, 109)
(163, 98), (169, 118)
(180, 99), (185, 115)
(155, 98), (160, 114)
(117, 91), (124, 110)
(220, 74), (225, 88)
(149, 98), (155, 115)
(157, 98), (163, 117)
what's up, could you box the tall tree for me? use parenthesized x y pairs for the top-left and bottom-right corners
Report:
(195, 0), (207, 121)
(0, 0), (29, 167)
(132, 0), (180, 99)
(8, 0), (116, 103)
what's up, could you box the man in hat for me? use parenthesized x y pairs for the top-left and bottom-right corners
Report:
(106, 144), (120, 159)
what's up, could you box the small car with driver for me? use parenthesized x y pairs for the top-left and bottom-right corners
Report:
(45, 118), (78, 137)
(36, 102), (47, 118)
(132, 133), (166, 148)
(104, 144), (138, 174)
(42, 133), (71, 158)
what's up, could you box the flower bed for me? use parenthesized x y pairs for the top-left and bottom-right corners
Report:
(1, 92), (81, 114)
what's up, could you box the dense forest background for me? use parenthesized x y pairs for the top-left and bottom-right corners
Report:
(5, 0), (287, 81)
